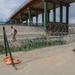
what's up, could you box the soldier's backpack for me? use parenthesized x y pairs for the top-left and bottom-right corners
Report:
(14, 29), (17, 34)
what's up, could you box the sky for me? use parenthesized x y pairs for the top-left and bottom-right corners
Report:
(0, 0), (27, 22)
(0, 0), (75, 24)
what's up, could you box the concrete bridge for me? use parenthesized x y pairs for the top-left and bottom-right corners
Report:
(6, 0), (75, 32)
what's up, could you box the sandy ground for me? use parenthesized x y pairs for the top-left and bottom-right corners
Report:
(0, 25), (45, 40)
(0, 25), (45, 35)
(0, 25), (75, 75)
(0, 43), (75, 75)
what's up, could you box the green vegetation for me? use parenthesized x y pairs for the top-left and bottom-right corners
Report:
(0, 45), (4, 54)
(0, 37), (67, 54)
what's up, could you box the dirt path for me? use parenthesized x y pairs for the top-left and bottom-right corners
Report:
(0, 43), (75, 75)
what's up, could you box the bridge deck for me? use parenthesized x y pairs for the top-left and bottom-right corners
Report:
(10, 0), (75, 20)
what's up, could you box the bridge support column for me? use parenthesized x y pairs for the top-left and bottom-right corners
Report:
(10, 19), (15, 25)
(60, 5), (63, 23)
(12, 19), (15, 25)
(47, 10), (50, 22)
(14, 20), (17, 25)
(66, 6), (69, 32)
(18, 20), (20, 24)
(53, 3), (56, 22)
(28, 10), (31, 25)
(42, 12), (44, 26)
(44, 0), (48, 31)
(19, 14), (22, 24)
(9, 20), (11, 24)
(36, 11), (38, 26)
(31, 17), (33, 26)
(26, 19), (27, 25)
(26, 15), (28, 25)
(14, 19), (16, 25)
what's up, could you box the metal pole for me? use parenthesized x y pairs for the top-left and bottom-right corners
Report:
(3, 27), (17, 70)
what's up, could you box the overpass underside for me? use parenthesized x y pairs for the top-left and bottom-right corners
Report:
(7, 0), (75, 33)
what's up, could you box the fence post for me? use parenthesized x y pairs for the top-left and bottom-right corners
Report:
(46, 34), (49, 46)
(3, 27), (17, 70)
(3, 27), (8, 56)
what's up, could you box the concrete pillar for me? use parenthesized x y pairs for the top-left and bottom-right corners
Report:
(19, 14), (22, 24)
(66, 6), (69, 32)
(28, 10), (31, 25)
(66, 6), (69, 24)
(47, 10), (50, 22)
(53, 3), (56, 22)
(31, 17), (33, 26)
(36, 11), (38, 26)
(60, 5), (63, 23)
(26, 15), (28, 25)
(42, 13), (44, 26)
(44, 0), (48, 31)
